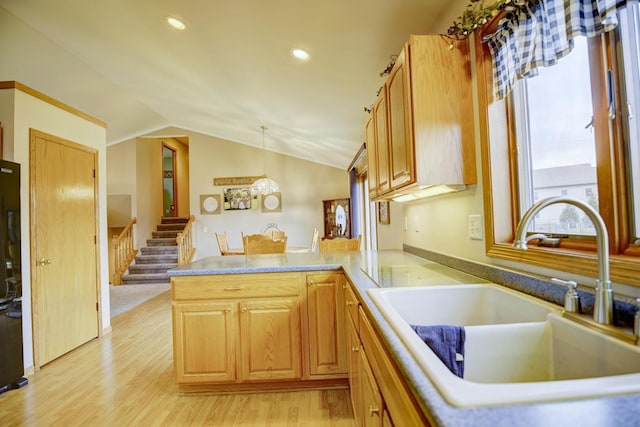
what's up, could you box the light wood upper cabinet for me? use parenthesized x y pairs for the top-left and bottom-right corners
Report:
(386, 48), (414, 190)
(368, 35), (475, 201)
(306, 272), (348, 376)
(366, 112), (379, 198)
(373, 86), (391, 195)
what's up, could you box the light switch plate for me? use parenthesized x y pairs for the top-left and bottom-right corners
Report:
(468, 215), (483, 240)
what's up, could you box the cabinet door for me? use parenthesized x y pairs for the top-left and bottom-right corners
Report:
(373, 86), (390, 195)
(172, 301), (236, 383)
(306, 273), (348, 376)
(348, 316), (364, 426)
(387, 47), (414, 190)
(365, 113), (379, 198)
(239, 298), (302, 381)
(361, 350), (384, 427)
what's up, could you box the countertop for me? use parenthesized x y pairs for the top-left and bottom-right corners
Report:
(168, 250), (640, 427)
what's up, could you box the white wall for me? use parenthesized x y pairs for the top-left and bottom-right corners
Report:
(108, 126), (350, 257)
(1, 86), (108, 372)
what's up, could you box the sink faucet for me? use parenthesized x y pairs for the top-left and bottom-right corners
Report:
(512, 196), (614, 325)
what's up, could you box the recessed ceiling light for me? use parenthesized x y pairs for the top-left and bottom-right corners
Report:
(291, 48), (310, 61)
(167, 17), (186, 30)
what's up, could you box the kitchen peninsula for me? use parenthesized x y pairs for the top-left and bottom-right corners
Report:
(168, 251), (640, 427)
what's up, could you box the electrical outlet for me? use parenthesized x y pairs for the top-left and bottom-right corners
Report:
(468, 215), (482, 240)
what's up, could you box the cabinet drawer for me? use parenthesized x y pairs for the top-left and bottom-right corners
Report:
(172, 273), (300, 300)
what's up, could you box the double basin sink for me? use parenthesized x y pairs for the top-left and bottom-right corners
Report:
(367, 284), (640, 407)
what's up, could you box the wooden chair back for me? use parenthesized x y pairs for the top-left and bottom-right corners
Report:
(264, 230), (286, 241)
(309, 228), (320, 253)
(243, 234), (287, 254)
(215, 232), (230, 254)
(319, 235), (361, 253)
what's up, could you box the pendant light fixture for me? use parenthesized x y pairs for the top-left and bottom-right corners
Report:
(250, 125), (280, 196)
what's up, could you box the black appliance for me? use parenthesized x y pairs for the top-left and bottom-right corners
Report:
(0, 159), (27, 393)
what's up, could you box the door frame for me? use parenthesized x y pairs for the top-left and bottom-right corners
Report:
(162, 143), (178, 217)
(29, 129), (102, 370)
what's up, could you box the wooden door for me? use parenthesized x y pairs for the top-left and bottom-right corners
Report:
(172, 301), (237, 383)
(306, 273), (348, 376)
(30, 130), (99, 366)
(239, 298), (302, 381)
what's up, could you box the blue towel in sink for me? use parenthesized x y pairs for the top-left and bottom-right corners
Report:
(411, 325), (465, 378)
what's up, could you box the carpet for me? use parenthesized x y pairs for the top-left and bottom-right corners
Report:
(109, 283), (170, 317)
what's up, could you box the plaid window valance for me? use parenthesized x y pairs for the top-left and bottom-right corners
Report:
(484, 0), (629, 99)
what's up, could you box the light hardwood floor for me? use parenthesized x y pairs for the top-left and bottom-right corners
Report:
(0, 291), (355, 426)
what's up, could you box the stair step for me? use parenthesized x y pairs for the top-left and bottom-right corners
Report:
(161, 217), (189, 225)
(135, 254), (178, 264)
(147, 238), (177, 247)
(157, 223), (186, 232)
(121, 273), (170, 284)
(152, 230), (181, 239)
(140, 246), (178, 255)
(129, 263), (177, 274)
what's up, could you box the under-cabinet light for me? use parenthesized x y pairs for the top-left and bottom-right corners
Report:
(392, 185), (467, 202)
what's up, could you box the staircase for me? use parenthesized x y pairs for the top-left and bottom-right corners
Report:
(121, 217), (189, 284)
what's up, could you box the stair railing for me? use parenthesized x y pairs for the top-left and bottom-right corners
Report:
(176, 215), (196, 265)
(113, 217), (138, 285)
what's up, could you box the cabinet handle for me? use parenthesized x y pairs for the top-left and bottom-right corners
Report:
(369, 406), (380, 416)
(39, 258), (52, 266)
(346, 301), (354, 307)
(308, 280), (315, 287)
(224, 308), (231, 313)
(352, 346), (359, 353)
(343, 284), (347, 289)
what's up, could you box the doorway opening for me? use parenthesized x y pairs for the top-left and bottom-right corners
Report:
(162, 144), (177, 217)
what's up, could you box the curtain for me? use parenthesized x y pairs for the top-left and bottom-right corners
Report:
(484, 0), (630, 99)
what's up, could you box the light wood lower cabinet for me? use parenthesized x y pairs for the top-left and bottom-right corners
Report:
(346, 280), (432, 427)
(239, 298), (302, 381)
(172, 273), (302, 385)
(172, 301), (237, 383)
(306, 272), (348, 376)
(172, 271), (348, 390)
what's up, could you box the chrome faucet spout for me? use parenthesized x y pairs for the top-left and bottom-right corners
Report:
(512, 196), (614, 325)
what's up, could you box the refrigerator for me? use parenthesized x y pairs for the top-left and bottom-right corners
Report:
(0, 159), (27, 393)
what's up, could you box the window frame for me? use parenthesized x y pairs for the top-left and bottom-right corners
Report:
(474, 13), (640, 287)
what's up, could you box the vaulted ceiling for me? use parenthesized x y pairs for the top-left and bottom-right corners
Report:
(0, 0), (460, 169)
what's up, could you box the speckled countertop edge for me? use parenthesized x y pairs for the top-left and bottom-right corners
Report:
(169, 250), (640, 427)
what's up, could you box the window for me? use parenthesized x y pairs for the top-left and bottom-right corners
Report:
(476, 3), (640, 286)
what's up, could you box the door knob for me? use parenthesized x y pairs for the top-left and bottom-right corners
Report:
(39, 258), (52, 266)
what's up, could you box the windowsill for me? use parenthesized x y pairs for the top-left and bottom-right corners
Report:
(487, 242), (640, 287)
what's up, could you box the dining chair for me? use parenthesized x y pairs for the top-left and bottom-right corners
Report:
(215, 232), (244, 255)
(243, 234), (287, 254)
(319, 235), (361, 253)
(309, 228), (320, 253)
(264, 230), (286, 241)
